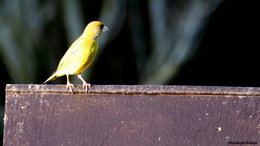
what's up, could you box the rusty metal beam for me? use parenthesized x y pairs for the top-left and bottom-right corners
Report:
(4, 84), (259, 146)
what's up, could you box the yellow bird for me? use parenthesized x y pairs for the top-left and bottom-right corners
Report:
(44, 21), (108, 92)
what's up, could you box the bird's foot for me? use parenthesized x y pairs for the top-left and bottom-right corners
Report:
(83, 83), (91, 93)
(66, 82), (75, 93)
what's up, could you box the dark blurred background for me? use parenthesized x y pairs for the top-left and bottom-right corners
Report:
(0, 0), (259, 142)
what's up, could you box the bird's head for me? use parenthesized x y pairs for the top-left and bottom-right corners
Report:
(83, 21), (108, 40)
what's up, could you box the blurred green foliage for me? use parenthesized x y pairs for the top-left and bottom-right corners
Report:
(0, 0), (224, 142)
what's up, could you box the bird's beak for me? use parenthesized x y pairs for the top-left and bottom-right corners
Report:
(102, 26), (109, 32)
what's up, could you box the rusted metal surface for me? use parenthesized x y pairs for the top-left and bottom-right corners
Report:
(4, 84), (260, 146)
(6, 84), (260, 95)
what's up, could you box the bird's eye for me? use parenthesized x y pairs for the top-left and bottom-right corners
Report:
(100, 24), (104, 29)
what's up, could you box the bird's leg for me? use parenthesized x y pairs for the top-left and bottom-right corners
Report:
(66, 73), (74, 92)
(77, 74), (91, 93)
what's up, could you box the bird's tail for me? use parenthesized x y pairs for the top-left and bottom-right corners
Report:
(43, 73), (57, 84)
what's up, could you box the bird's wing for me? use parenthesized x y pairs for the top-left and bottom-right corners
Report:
(57, 37), (86, 70)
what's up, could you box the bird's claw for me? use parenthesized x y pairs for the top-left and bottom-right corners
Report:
(66, 83), (75, 93)
(83, 83), (91, 93)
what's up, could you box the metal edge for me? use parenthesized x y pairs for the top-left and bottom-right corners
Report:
(5, 84), (260, 96)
